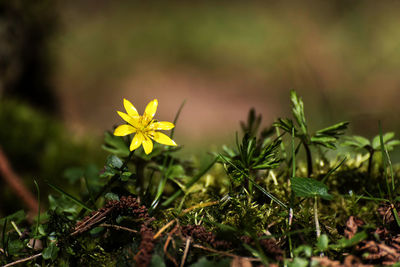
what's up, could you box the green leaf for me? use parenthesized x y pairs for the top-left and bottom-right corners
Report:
(42, 242), (60, 260)
(274, 118), (297, 134)
(293, 245), (312, 257)
(102, 131), (130, 157)
(386, 139), (400, 151)
(166, 165), (186, 179)
(317, 234), (329, 251)
(310, 136), (337, 149)
(106, 155), (123, 169)
(315, 121), (348, 137)
(48, 195), (79, 215)
(104, 192), (119, 201)
(291, 177), (333, 200)
(342, 135), (370, 149)
(288, 257), (309, 267)
(372, 132), (395, 150)
(290, 90), (307, 135)
(120, 171), (133, 181)
(330, 231), (367, 249)
(150, 254), (166, 267)
(312, 122), (348, 149)
(47, 183), (93, 212)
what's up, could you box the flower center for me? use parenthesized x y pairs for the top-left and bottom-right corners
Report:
(137, 116), (152, 132)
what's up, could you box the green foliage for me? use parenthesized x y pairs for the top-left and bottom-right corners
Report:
(220, 133), (281, 184)
(102, 132), (130, 157)
(311, 122), (349, 149)
(291, 177), (333, 200)
(2, 91), (400, 266)
(343, 132), (400, 152)
(316, 234), (329, 252)
(42, 242), (60, 260)
(274, 90), (348, 175)
(275, 91), (348, 149)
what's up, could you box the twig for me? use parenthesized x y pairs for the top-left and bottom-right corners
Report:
(2, 252), (42, 267)
(180, 237), (191, 267)
(163, 224), (179, 266)
(0, 147), (38, 215)
(192, 243), (261, 262)
(71, 207), (114, 236)
(153, 220), (176, 240)
(182, 201), (219, 214)
(99, 223), (138, 234)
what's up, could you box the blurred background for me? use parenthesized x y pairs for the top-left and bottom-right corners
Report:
(1, 0), (400, 215)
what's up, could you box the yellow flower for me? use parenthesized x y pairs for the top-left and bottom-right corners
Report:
(114, 99), (177, 154)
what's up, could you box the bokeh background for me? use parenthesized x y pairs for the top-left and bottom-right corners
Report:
(2, 0), (400, 215)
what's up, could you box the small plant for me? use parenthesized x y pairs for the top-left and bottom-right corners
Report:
(342, 132), (400, 176)
(2, 92), (400, 266)
(274, 90), (348, 176)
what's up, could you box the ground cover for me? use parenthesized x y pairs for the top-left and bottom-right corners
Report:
(1, 91), (400, 266)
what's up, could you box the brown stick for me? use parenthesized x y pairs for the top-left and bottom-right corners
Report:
(99, 223), (138, 234)
(180, 237), (191, 267)
(2, 252), (42, 267)
(0, 147), (38, 215)
(192, 244), (261, 262)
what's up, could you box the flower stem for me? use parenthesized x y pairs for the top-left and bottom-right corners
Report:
(314, 196), (320, 239)
(304, 142), (313, 176)
(367, 149), (374, 177)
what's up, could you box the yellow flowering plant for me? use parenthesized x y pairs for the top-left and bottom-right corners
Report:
(114, 99), (177, 154)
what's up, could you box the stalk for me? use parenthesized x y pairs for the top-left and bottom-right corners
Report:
(367, 149), (374, 177)
(314, 196), (320, 239)
(304, 142), (313, 176)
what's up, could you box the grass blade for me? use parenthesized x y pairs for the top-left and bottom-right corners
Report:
(219, 155), (287, 209)
(33, 179), (40, 241)
(170, 99), (186, 139)
(378, 122), (392, 201)
(47, 182), (93, 212)
(321, 157), (347, 183)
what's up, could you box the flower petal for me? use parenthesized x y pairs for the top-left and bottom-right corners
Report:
(123, 98), (139, 117)
(144, 99), (158, 120)
(149, 121), (175, 130)
(114, 124), (136, 136)
(151, 132), (177, 146)
(130, 132), (143, 151)
(117, 111), (140, 128)
(142, 135), (153, 154)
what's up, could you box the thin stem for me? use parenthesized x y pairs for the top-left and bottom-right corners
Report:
(3, 253), (42, 267)
(367, 149), (374, 178)
(314, 196), (320, 239)
(33, 179), (40, 250)
(304, 142), (313, 176)
(288, 127), (295, 258)
(288, 207), (294, 258)
(379, 122), (392, 202)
